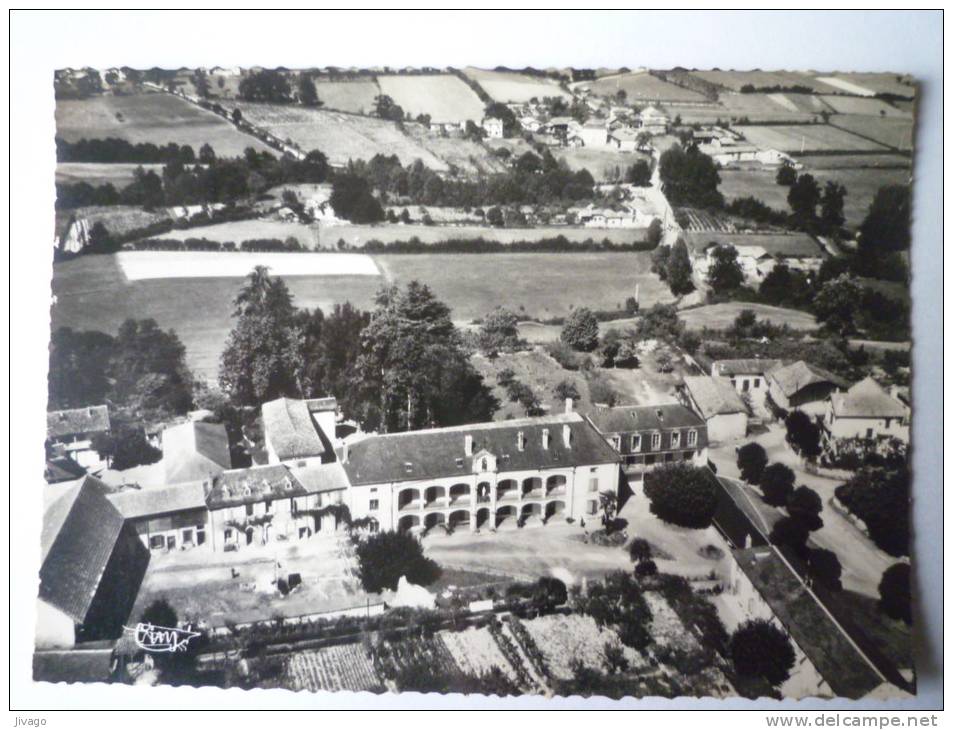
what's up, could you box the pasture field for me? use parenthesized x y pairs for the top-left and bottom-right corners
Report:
(228, 103), (447, 169)
(553, 146), (652, 182)
(117, 251), (380, 280)
(820, 95), (911, 117)
(679, 302), (818, 331)
(377, 74), (485, 123)
(53, 249), (662, 377)
(828, 115), (914, 151)
(55, 162), (165, 188)
(734, 124), (888, 153)
(815, 73), (917, 98)
(794, 153), (912, 169)
(55, 93), (269, 157)
(576, 71), (708, 102)
(716, 93), (821, 122)
(56, 205), (172, 239)
(688, 70), (831, 93)
(403, 124), (508, 175)
(718, 165), (911, 228)
(313, 78), (381, 114)
(463, 67), (571, 103)
(155, 220), (648, 248)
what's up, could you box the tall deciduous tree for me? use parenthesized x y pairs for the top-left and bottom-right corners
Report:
(643, 463), (719, 528)
(729, 620), (796, 687)
(820, 180), (847, 231)
(658, 143), (723, 208)
(297, 73), (320, 107)
(736, 442), (768, 484)
(560, 308), (600, 352)
(219, 266), (304, 406)
(813, 274), (863, 335)
(707, 244), (744, 293)
(666, 238), (695, 295)
(787, 173), (821, 225)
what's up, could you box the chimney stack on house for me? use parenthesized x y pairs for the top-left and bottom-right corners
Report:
(563, 424), (572, 448)
(542, 428), (550, 450)
(565, 398), (574, 414)
(464, 434), (473, 456)
(517, 431), (525, 451)
(341, 442), (349, 463)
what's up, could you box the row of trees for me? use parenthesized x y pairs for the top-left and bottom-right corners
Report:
(218, 267), (499, 432)
(650, 239), (695, 296)
(56, 137), (212, 165)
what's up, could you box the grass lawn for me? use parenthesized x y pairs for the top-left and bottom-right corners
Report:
(679, 302), (818, 331)
(312, 78), (381, 115)
(553, 147), (652, 182)
(377, 74), (485, 123)
(56, 93), (269, 157)
(837, 590), (913, 670)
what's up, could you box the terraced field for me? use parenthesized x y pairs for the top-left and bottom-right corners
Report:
(464, 67), (571, 103)
(227, 103), (447, 169)
(56, 92), (269, 157)
(377, 74), (485, 123)
(828, 115), (915, 152)
(734, 124), (888, 153)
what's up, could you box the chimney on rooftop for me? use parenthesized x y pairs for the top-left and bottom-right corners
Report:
(542, 428), (550, 450)
(341, 442), (349, 464)
(562, 424), (572, 449)
(565, 398), (573, 415)
(464, 434), (473, 456)
(517, 431), (525, 451)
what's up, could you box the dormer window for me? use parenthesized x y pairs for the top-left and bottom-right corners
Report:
(651, 432), (662, 450)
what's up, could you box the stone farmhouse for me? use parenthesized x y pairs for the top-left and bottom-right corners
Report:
(585, 403), (708, 480)
(823, 376), (910, 445)
(678, 375), (749, 443)
(766, 360), (848, 417)
(710, 359), (783, 409)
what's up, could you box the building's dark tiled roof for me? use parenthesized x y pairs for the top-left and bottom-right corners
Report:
(767, 361), (849, 398)
(162, 420), (231, 484)
(343, 413), (620, 487)
(45, 456), (87, 484)
(733, 547), (883, 699)
(586, 403), (705, 434)
(47, 405), (110, 440)
(289, 461), (350, 494)
(206, 464), (308, 509)
(831, 377), (908, 419)
(682, 376), (747, 418)
(40, 478), (126, 624)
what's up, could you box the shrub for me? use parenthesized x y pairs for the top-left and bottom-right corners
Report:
(736, 442), (768, 484)
(787, 485), (823, 531)
(759, 463), (796, 507)
(769, 516), (810, 558)
(553, 380), (580, 403)
(643, 463), (719, 528)
(627, 538), (652, 563)
(807, 548), (842, 591)
(587, 372), (619, 407)
(729, 620), (796, 686)
(560, 308), (600, 352)
(353, 530), (441, 593)
(878, 563), (912, 624)
(635, 559), (658, 578)
(835, 467), (910, 557)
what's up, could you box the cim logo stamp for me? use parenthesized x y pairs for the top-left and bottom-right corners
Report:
(126, 623), (201, 653)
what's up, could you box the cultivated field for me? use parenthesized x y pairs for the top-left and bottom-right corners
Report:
(814, 73), (917, 98)
(734, 124), (888, 153)
(117, 250), (381, 280)
(820, 95), (911, 117)
(377, 74), (485, 123)
(55, 162), (165, 188)
(403, 124), (508, 175)
(313, 78), (381, 114)
(684, 231), (823, 259)
(55, 93), (269, 157)
(56, 205), (172, 239)
(464, 68), (571, 103)
(688, 70), (832, 93)
(716, 93), (822, 122)
(154, 220), (648, 248)
(53, 249), (663, 378)
(718, 164), (912, 228)
(374, 251), (666, 322)
(286, 645), (383, 693)
(679, 302), (818, 331)
(553, 147), (652, 182)
(828, 116), (914, 152)
(576, 71), (708, 102)
(228, 103), (447, 169)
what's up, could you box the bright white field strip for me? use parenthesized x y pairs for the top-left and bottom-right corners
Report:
(815, 77), (875, 97)
(117, 251), (381, 280)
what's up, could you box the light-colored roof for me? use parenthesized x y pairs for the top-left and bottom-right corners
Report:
(712, 359), (783, 377)
(47, 405), (110, 440)
(767, 361), (848, 398)
(261, 397), (330, 461)
(586, 403), (705, 434)
(288, 461), (350, 494)
(831, 377), (908, 419)
(639, 105), (667, 119)
(162, 420), (231, 484)
(682, 376), (748, 419)
(206, 464), (307, 510)
(733, 245), (771, 260)
(108, 481), (208, 519)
